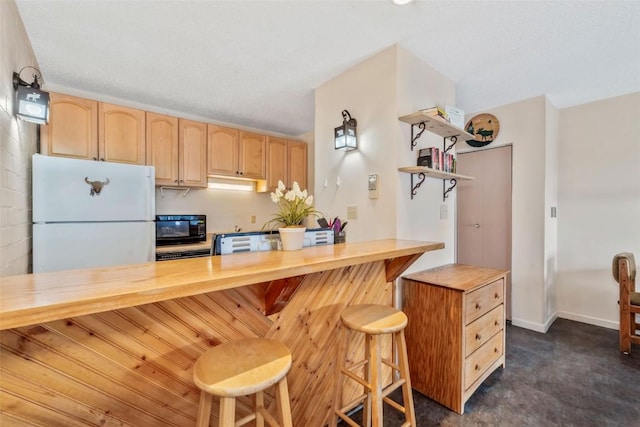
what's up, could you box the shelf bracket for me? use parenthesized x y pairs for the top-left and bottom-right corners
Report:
(160, 186), (191, 198)
(443, 135), (458, 153)
(411, 122), (426, 150)
(410, 172), (426, 199)
(443, 179), (457, 202)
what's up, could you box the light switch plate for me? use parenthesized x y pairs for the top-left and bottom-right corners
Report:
(440, 204), (448, 220)
(347, 205), (358, 220)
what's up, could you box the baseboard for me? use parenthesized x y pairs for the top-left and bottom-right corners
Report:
(509, 317), (548, 333)
(557, 310), (618, 330)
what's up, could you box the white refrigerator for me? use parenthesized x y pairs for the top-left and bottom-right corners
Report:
(32, 154), (156, 273)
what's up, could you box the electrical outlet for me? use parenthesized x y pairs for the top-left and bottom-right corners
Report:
(347, 205), (358, 220)
(251, 215), (256, 224)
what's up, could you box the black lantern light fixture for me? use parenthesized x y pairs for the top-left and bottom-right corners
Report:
(13, 66), (49, 124)
(334, 110), (357, 151)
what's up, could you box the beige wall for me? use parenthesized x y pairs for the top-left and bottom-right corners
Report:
(314, 45), (458, 273)
(314, 46), (399, 243)
(461, 96), (549, 331)
(556, 92), (640, 329)
(0, 0), (39, 276)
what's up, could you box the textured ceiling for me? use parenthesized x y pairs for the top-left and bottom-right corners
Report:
(16, 0), (640, 136)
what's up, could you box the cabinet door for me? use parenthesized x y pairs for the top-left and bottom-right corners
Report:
(207, 124), (239, 177)
(99, 103), (146, 165)
(239, 131), (266, 180)
(287, 140), (308, 190)
(146, 112), (179, 186)
(179, 119), (208, 188)
(41, 93), (98, 160)
(267, 137), (287, 191)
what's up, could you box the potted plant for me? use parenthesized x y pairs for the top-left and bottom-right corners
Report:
(265, 180), (319, 250)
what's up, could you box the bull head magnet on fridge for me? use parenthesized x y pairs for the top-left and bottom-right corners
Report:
(85, 177), (110, 196)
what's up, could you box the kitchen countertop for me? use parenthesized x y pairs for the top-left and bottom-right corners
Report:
(0, 239), (444, 330)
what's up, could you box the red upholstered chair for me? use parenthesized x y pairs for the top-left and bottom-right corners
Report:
(612, 253), (640, 354)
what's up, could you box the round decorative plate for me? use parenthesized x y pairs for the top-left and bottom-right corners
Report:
(465, 113), (500, 147)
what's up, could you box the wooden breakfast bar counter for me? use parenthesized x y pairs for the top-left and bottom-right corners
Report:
(0, 239), (443, 426)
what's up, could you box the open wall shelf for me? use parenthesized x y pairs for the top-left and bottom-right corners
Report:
(398, 166), (474, 201)
(399, 111), (474, 146)
(398, 110), (476, 201)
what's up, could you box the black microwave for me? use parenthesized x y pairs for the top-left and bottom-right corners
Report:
(156, 215), (206, 246)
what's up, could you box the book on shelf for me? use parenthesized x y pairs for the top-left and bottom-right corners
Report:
(419, 106), (449, 122)
(417, 147), (456, 173)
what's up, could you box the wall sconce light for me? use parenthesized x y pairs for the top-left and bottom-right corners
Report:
(13, 66), (49, 124)
(334, 110), (357, 151)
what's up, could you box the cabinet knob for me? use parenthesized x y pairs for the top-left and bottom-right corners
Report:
(93, 157), (98, 161)
(494, 293), (499, 299)
(494, 320), (499, 326)
(475, 303), (481, 310)
(474, 223), (480, 228)
(174, 180), (179, 184)
(100, 158), (105, 161)
(475, 333), (481, 341)
(475, 364), (480, 371)
(239, 171), (243, 176)
(494, 347), (499, 354)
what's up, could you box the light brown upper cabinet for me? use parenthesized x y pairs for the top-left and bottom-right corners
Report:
(146, 112), (179, 186)
(41, 93), (99, 159)
(149, 114), (207, 188)
(98, 103), (146, 165)
(287, 140), (308, 191)
(267, 137), (307, 191)
(177, 119), (208, 188)
(207, 124), (239, 177)
(208, 126), (266, 180)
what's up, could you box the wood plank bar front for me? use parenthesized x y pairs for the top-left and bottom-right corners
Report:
(0, 239), (442, 426)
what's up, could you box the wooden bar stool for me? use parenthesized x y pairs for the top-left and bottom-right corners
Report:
(331, 304), (417, 427)
(193, 338), (293, 427)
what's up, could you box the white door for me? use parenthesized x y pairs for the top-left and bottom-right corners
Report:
(32, 154), (155, 222)
(457, 145), (513, 318)
(33, 221), (155, 273)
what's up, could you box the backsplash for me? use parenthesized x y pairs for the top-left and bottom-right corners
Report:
(155, 188), (279, 233)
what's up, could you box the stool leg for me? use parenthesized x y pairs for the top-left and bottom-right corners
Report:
(275, 376), (293, 427)
(330, 325), (348, 427)
(196, 391), (213, 427)
(255, 390), (265, 427)
(218, 396), (236, 427)
(369, 334), (383, 427)
(362, 333), (372, 427)
(396, 330), (416, 426)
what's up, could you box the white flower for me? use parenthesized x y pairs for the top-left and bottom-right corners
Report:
(270, 192), (280, 203)
(284, 190), (296, 201)
(277, 180), (286, 191)
(292, 181), (301, 193)
(305, 195), (313, 206)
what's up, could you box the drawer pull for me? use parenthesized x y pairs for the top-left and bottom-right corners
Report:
(494, 320), (499, 326)
(494, 347), (499, 353)
(475, 303), (481, 310)
(494, 293), (499, 299)
(475, 333), (481, 341)
(475, 364), (480, 371)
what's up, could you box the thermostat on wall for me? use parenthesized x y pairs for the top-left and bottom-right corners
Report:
(368, 174), (379, 199)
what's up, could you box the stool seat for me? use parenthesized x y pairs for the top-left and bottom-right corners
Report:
(341, 303), (408, 334)
(194, 338), (291, 397)
(193, 338), (293, 427)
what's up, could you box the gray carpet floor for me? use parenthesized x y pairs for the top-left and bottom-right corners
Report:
(346, 318), (640, 426)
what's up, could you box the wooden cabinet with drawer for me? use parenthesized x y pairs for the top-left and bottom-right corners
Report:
(402, 264), (509, 414)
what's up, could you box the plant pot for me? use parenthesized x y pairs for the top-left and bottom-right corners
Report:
(278, 227), (306, 251)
